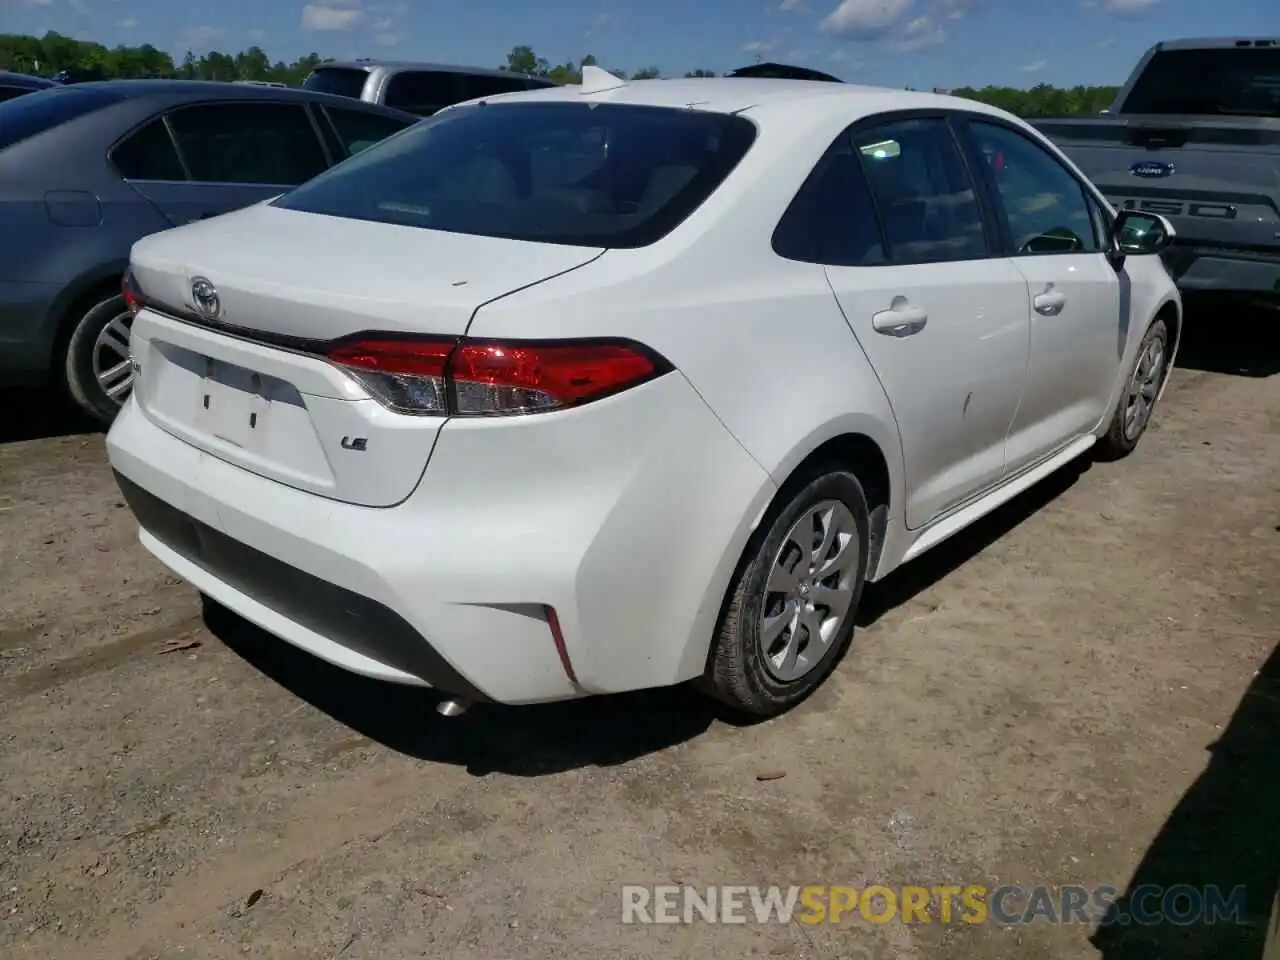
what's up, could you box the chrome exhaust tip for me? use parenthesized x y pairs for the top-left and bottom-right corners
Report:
(435, 698), (470, 718)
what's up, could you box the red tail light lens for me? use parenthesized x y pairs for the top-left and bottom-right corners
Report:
(122, 269), (143, 316)
(324, 335), (669, 417)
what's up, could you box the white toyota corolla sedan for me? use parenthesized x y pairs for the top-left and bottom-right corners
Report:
(106, 69), (1181, 717)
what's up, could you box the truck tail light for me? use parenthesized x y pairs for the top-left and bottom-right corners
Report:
(324, 335), (671, 417)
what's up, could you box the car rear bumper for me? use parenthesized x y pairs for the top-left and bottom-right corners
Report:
(106, 373), (775, 704)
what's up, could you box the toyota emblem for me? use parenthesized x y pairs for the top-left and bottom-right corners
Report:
(190, 276), (220, 320)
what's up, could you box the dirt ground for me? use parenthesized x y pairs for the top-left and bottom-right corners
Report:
(1, 310), (1277, 960)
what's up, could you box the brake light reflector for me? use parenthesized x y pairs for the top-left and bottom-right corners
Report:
(323, 335), (669, 417)
(326, 336), (455, 415)
(122, 269), (143, 315)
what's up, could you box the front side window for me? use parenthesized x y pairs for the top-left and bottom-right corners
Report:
(273, 101), (758, 248)
(853, 118), (989, 264)
(166, 102), (327, 186)
(967, 120), (1100, 255)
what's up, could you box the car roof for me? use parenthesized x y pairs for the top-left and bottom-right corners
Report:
(0, 71), (58, 89)
(58, 79), (419, 116)
(316, 59), (547, 81)
(453, 75), (1007, 124)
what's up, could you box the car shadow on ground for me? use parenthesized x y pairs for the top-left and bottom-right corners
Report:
(0, 388), (100, 444)
(1175, 297), (1280, 378)
(1091, 641), (1280, 960)
(203, 597), (730, 777)
(206, 457), (1090, 775)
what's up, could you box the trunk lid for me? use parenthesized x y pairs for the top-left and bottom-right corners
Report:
(1033, 116), (1280, 248)
(127, 203), (605, 507)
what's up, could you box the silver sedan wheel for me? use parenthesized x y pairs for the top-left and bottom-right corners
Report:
(1123, 335), (1166, 441)
(759, 499), (860, 682)
(92, 310), (135, 406)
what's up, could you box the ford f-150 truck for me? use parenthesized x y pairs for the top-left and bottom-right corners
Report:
(1030, 37), (1280, 309)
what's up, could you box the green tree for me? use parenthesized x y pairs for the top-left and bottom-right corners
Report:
(501, 44), (549, 77)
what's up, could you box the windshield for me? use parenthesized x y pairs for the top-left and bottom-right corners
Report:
(273, 101), (758, 248)
(1123, 48), (1280, 116)
(302, 67), (371, 100)
(0, 85), (120, 153)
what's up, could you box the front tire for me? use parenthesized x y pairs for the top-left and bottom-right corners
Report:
(702, 468), (871, 717)
(1096, 316), (1169, 461)
(62, 291), (136, 427)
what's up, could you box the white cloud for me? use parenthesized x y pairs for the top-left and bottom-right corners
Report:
(1096, 34), (1117, 47)
(779, 0), (807, 10)
(67, 0), (89, 14)
(19, 0), (55, 8)
(584, 11), (611, 38)
(248, 28), (266, 40)
(821, 0), (913, 40)
(1018, 59), (1047, 72)
(892, 14), (943, 51)
(301, 2), (366, 31)
(743, 38), (780, 52)
(181, 25), (225, 47)
(1083, 0), (1160, 15)
(115, 15), (138, 28)
(934, 0), (974, 18)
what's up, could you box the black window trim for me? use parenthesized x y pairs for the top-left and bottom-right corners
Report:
(108, 99), (334, 188)
(772, 108), (1007, 269)
(950, 111), (1114, 259)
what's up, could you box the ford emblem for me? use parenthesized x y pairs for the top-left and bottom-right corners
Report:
(1130, 160), (1175, 179)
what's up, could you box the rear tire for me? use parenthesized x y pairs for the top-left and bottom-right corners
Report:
(701, 468), (870, 717)
(1096, 316), (1169, 461)
(62, 292), (136, 427)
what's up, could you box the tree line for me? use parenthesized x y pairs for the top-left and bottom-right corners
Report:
(0, 32), (1119, 117)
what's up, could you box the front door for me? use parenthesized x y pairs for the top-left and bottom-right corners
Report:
(961, 118), (1123, 475)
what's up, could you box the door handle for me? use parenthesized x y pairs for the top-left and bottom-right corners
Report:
(871, 299), (928, 337)
(1033, 286), (1066, 316)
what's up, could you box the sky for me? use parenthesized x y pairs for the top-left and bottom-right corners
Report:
(2, 0), (1276, 89)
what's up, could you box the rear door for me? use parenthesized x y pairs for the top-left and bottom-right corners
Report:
(115, 101), (329, 226)
(810, 114), (1032, 529)
(960, 116), (1122, 473)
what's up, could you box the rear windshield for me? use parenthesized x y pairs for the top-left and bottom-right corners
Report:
(302, 67), (370, 100)
(1123, 48), (1280, 116)
(272, 101), (758, 248)
(0, 85), (120, 153)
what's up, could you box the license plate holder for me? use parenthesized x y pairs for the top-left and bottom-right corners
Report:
(196, 357), (267, 449)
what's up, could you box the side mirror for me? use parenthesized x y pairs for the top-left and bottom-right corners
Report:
(1111, 209), (1176, 260)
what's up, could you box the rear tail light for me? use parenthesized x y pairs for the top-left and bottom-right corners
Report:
(324, 335), (671, 417)
(122, 269), (143, 316)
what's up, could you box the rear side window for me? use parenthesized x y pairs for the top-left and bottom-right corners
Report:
(166, 102), (327, 186)
(0, 86), (120, 153)
(773, 134), (886, 266)
(302, 68), (371, 100)
(273, 101), (757, 248)
(1122, 48), (1280, 116)
(323, 106), (414, 158)
(111, 117), (185, 181)
(853, 118), (988, 264)
(383, 71), (462, 115)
